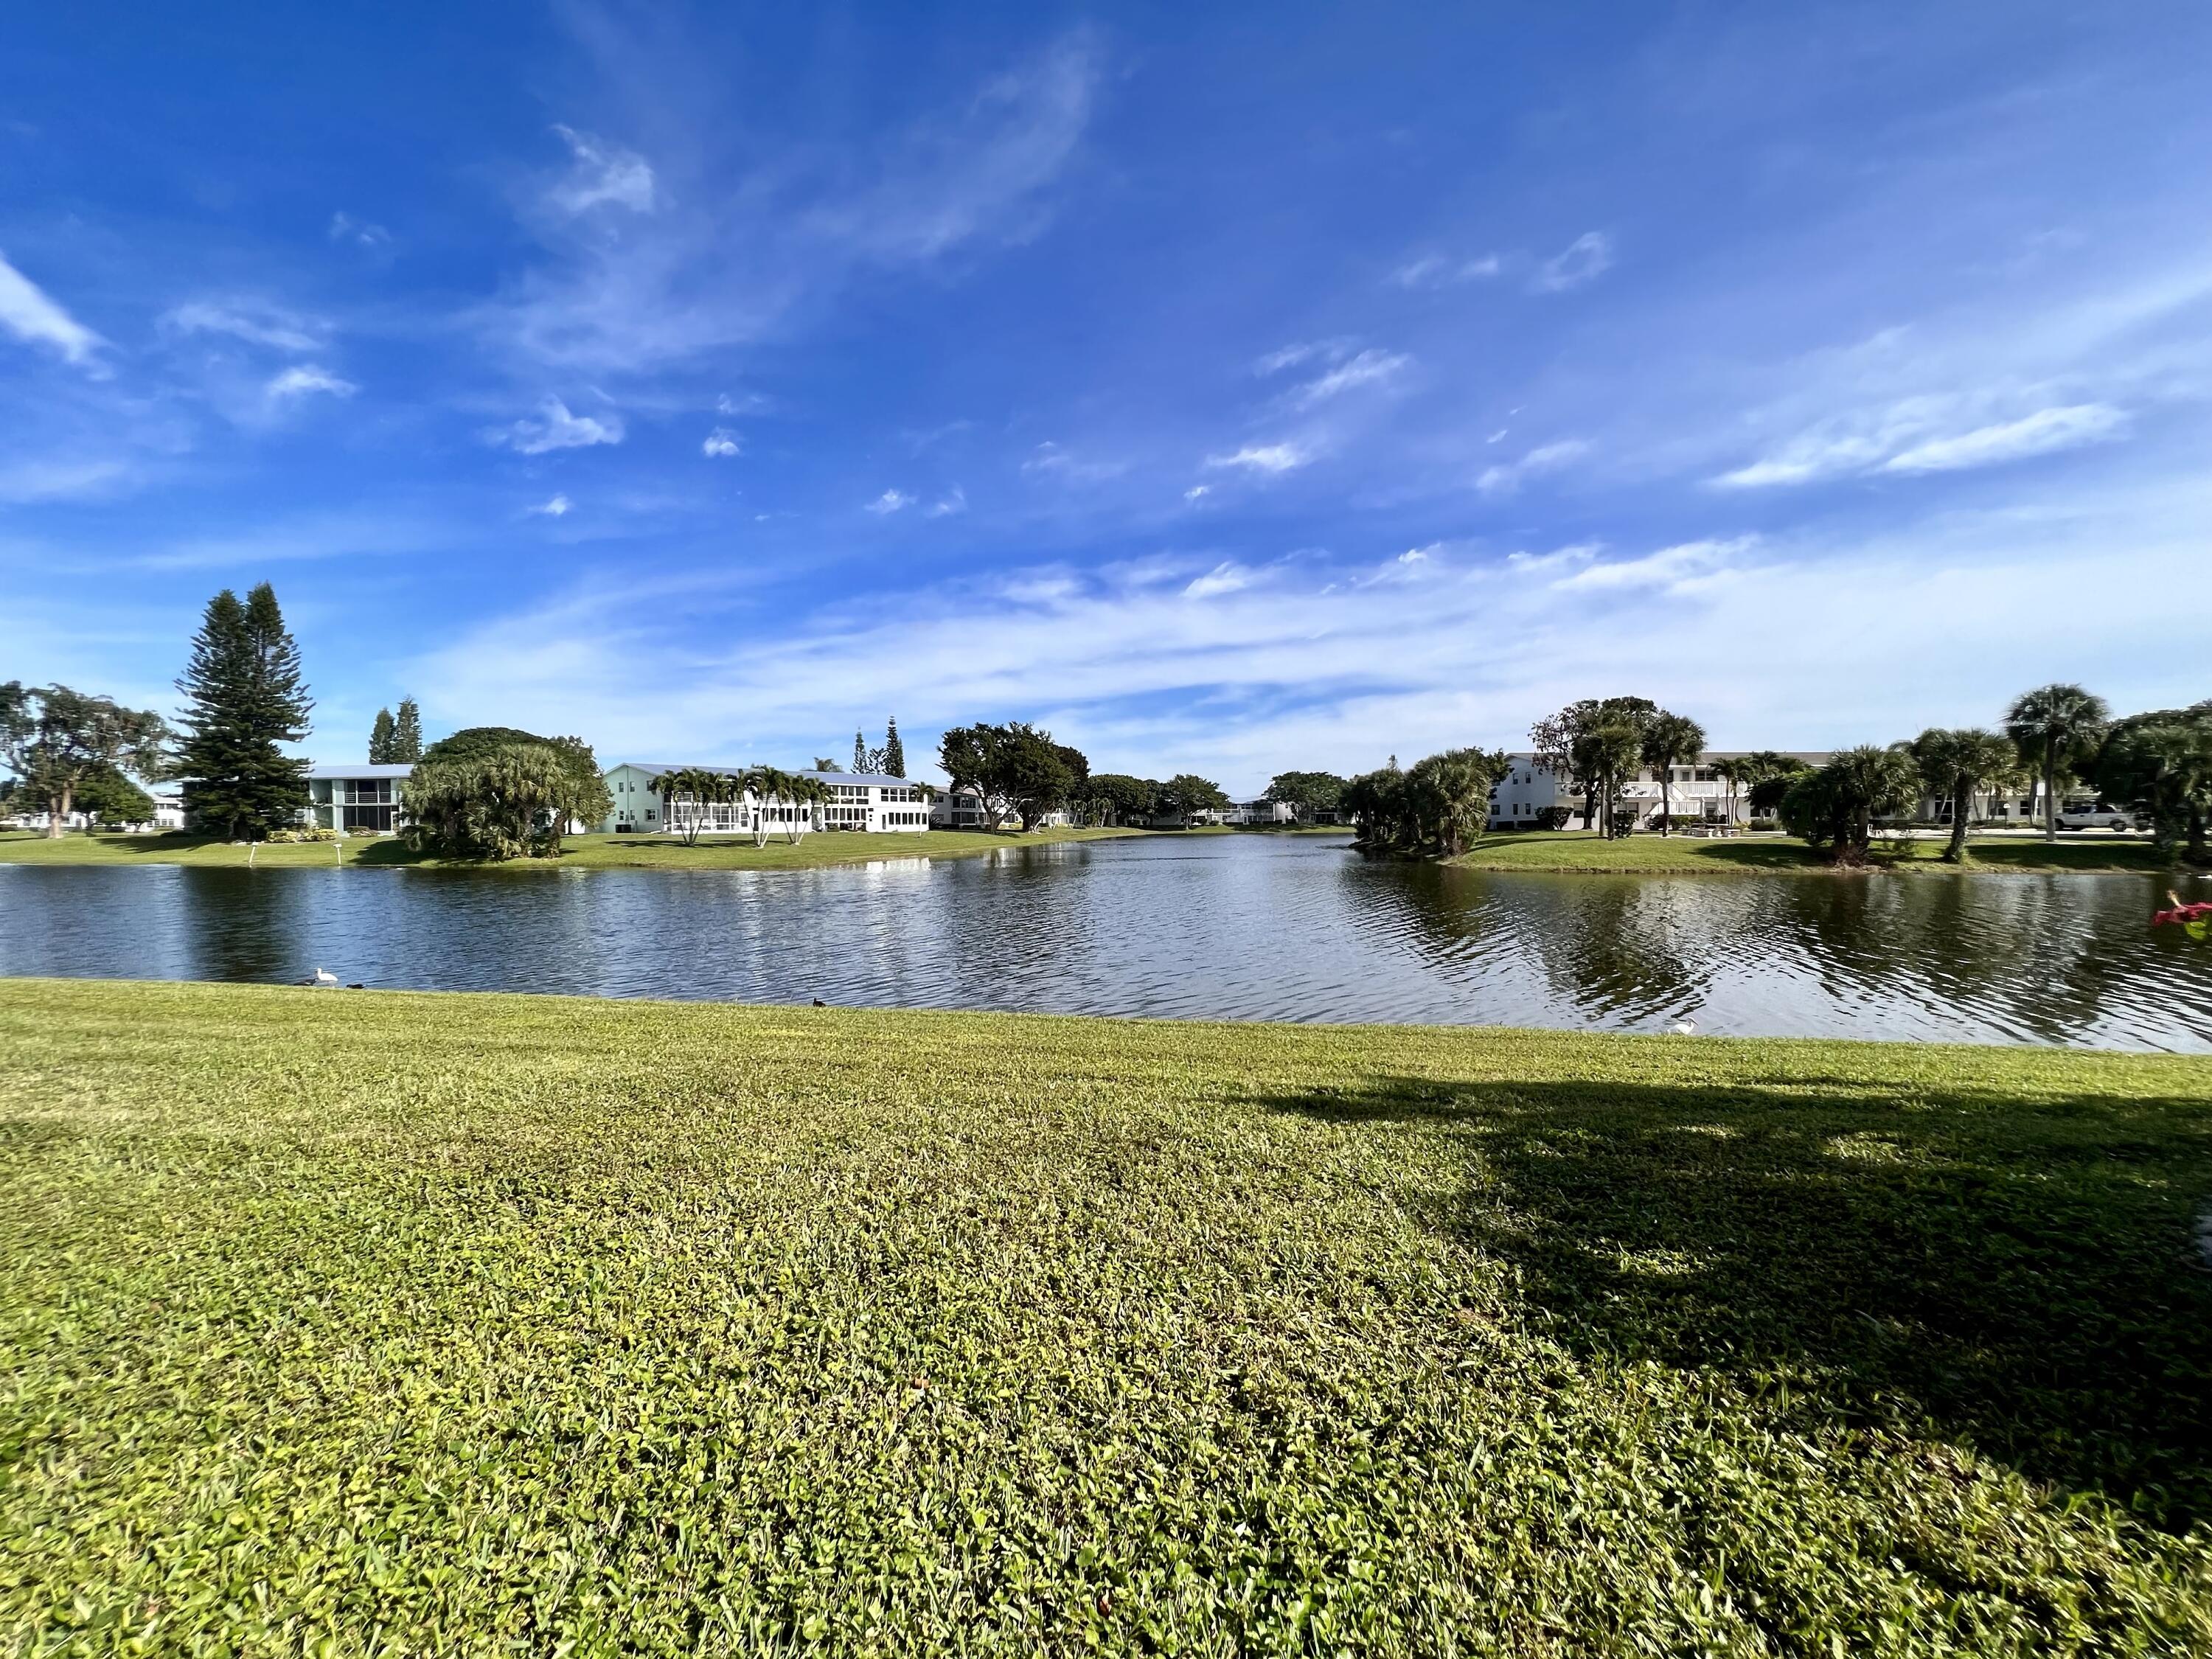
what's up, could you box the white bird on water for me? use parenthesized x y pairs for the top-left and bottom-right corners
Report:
(308, 967), (339, 987)
(1668, 1016), (1698, 1036)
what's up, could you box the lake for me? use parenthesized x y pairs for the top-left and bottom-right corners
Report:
(4, 833), (2209, 1050)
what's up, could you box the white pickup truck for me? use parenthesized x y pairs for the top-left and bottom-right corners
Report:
(2056, 801), (2142, 831)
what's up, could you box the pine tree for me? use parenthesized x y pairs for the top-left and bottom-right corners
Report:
(175, 582), (313, 839)
(853, 728), (868, 773)
(369, 707), (396, 763)
(882, 717), (905, 779)
(392, 697), (423, 762)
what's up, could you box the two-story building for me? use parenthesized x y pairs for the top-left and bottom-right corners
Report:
(306, 763), (414, 833)
(1486, 751), (1834, 830)
(599, 764), (933, 835)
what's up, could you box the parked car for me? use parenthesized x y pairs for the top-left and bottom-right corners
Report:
(2056, 801), (2142, 831)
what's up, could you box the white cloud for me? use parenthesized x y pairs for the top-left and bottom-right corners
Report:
(1206, 442), (1311, 475)
(1550, 536), (1755, 593)
(1183, 561), (1252, 599)
(1288, 348), (1410, 409)
(484, 36), (1099, 374)
(1477, 437), (1588, 495)
(1531, 231), (1614, 293)
(1022, 441), (1126, 482)
(0, 456), (131, 503)
(163, 299), (321, 353)
(1390, 252), (1502, 290)
(1183, 484), (1211, 501)
(1254, 342), (1324, 375)
(866, 489), (913, 515)
(0, 249), (103, 366)
(532, 493), (573, 517)
(701, 427), (741, 458)
(1879, 403), (2127, 474)
(327, 212), (391, 248)
(1717, 400), (2129, 487)
(926, 487), (967, 517)
(265, 364), (357, 400)
(546, 125), (658, 215)
(490, 396), (625, 453)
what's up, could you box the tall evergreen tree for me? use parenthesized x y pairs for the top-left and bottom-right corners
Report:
(391, 697), (423, 762)
(174, 582), (314, 839)
(853, 727), (869, 773)
(369, 706), (397, 763)
(882, 717), (905, 779)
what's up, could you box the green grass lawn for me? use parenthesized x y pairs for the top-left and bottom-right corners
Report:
(1448, 828), (2183, 875)
(3, 979), (2208, 1652)
(0, 824), (1141, 872)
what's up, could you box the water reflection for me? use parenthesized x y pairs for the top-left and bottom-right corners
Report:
(1, 838), (2206, 1050)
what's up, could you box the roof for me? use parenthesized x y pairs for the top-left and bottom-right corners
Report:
(306, 763), (416, 779)
(609, 763), (924, 787)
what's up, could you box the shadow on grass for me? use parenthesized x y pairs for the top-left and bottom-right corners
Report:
(1261, 1074), (2212, 1530)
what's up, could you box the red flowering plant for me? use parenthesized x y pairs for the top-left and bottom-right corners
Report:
(2152, 891), (2212, 942)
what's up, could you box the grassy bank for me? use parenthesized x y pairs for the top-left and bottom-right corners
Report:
(3, 979), (2208, 1652)
(0, 824), (1142, 872)
(1446, 827), (2182, 874)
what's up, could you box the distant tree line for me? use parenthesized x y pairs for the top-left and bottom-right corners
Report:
(1082, 773), (1230, 826)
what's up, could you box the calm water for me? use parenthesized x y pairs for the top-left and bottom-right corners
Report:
(3, 835), (2209, 1050)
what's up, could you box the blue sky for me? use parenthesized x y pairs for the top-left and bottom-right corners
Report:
(4, 3), (2211, 792)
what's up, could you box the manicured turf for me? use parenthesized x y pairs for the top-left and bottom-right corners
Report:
(3, 980), (2208, 1652)
(0, 825), (1141, 871)
(1448, 828), (2181, 874)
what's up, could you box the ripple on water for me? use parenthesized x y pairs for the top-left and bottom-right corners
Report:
(1, 838), (2207, 1049)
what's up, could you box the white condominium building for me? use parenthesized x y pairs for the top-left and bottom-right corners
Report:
(599, 764), (933, 835)
(1486, 751), (1834, 830)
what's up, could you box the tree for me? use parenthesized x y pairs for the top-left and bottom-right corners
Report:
(882, 717), (906, 779)
(390, 698), (423, 763)
(938, 721), (1081, 831)
(1152, 773), (1229, 825)
(1344, 748), (1507, 855)
(402, 742), (606, 860)
(1744, 753), (1809, 818)
(74, 764), (156, 827)
(369, 707), (397, 764)
(853, 728), (869, 773)
(1402, 748), (1510, 855)
(2094, 706), (2212, 863)
(173, 583), (314, 840)
(0, 683), (169, 838)
(1641, 712), (1708, 835)
(2004, 683), (2110, 844)
(1583, 721), (1646, 838)
(1779, 745), (1918, 863)
(1087, 773), (1155, 826)
(1262, 771), (1347, 822)
(1904, 728), (2017, 863)
(652, 766), (729, 848)
(417, 727), (609, 851)
(1533, 696), (1657, 830)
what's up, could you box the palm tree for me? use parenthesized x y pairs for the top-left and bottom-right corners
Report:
(1584, 722), (1645, 837)
(1779, 745), (1919, 863)
(2004, 684), (2110, 843)
(1641, 712), (1708, 835)
(1903, 728), (2017, 863)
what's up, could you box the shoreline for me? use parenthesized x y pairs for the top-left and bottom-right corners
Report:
(1434, 829), (2191, 877)
(0, 824), (1151, 872)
